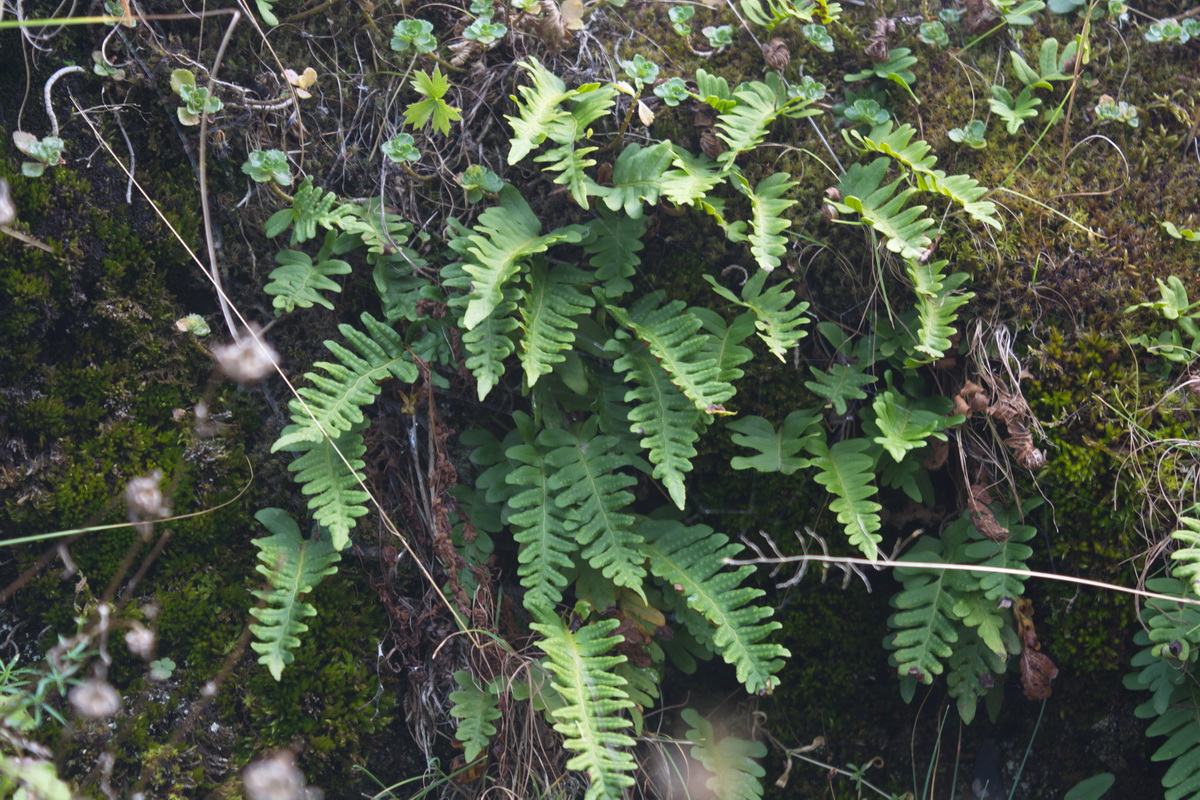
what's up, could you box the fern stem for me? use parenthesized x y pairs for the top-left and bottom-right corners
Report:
(599, 89), (642, 156)
(268, 181), (294, 203)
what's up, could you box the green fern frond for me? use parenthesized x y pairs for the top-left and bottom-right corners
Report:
(464, 291), (518, 401)
(461, 186), (588, 330)
(598, 142), (674, 219)
(727, 410), (821, 475)
(340, 198), (415, 257)
(886, 534), (962, 684)
(614, 660), (660, 735)
(641, 520), (789, 695)
(249, 508), (341, 681)
(272, 313), (416, 451)
(285, 423), (371, 550)
(610, 336), (702, 509)
(530, 615), (637, 800)
(964, 504), (1036, 601)
(869, 385), (955, 463)
(902, 259), (973, 367)
(806, 437), (883, 559)
(518, 263), (596, 387)
(506, 58), (573, 164)
(660, 146), (723, 206)
(543, 419), (647, 595)
(265, 237), (351, 314)
(1143, 693), (1200, 800)
(609, 293), (735, 413)
(804, 362), (876, 415)
(265, 179), (355, 244)
(681, 708), (767, 800)
(449, 669), (502, 763)
(834, 157), (935, 261)
(729, 172), (797, 271)
(945, 626), (1011, 725)
(715, 81), (784, 165)
(536, 143), (602, 208)
(583, 207), (645, 299)
(1169, 515), (1200, 596)
(696, 308), (756, 384)
(505, 426), (578, 610)
(847, 123), (1002, 230)
(704, 269), (809, 360)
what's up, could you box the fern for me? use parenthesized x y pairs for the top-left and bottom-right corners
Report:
(1169, 515), (1200, 596)
(704, 269), (809, 359)
(715, 81), (785, 165)
(660, 145), (724, 206)
(945, 626), (1012, 724)
(464, 290), (518, 401)
(727, 409), (821, 475)
(264, 179), (355, 244)
(989, 85), (1042, 134)
(805, 362), (876, 415)
(806, 437), (883, 559)
(272, 313), (416, 451)
(543, 418), (647, 595)
(598, 142), (673, 219)
(641, 519), (789, 694)
(869, 384), (956, 463)
(697, 308), (755, 384)
(583, 207), (644, 298)
(460, 186), (588, 331)
(608, 292), (735, 413)
(449, 669), (501, 763)
(903, 259), (973, 367)
(249, 508), (341, 681)
(285, 423), (371, 550)
(530, 615), (637, 800)
(518, 263), (596, 387)
(265, 234), (351, 314)
(681, 707), (767, 800)
(506, 58), (574, 164)
(610, 336), (702, 510)
(505, 419), (578, 610)
(834, 157), (936, 261)
(886, 532), (962, 683)
(847, 122), (1002, 230)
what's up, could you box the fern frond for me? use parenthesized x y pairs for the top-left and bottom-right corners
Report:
(461, 186), (588, 330)
(609, 292), (734, 413)
(536, 143), (601, 208)
(705, 269), (809, 360)
(265, 179), (356, 244)
(285, 423), (371, 550)
(265, 239), (351, 314)
(340, 199), (415, 257)
(847, 123), (1002, 230)
(642, 520), (789, 694)
(272, 313), (416, 451)
(1169, 516), (1200, 596)
(449, 669), (501, 763)
(1144, 694), (1200, 800)
(806, 437), (883, 559)
(530, 615), (637, 800)
(682, 708), (767, 800)
(506, 58), (573, 164)
(903, 259), (973, 367)
(696, 308), (755, 384)
(518, 263), (596, 387)
(660, 145), (723, 206)
(727, 409), (821, 475)
(886, 534), (962, 684)
(598, 142), (674, 219)
(249, 508), (342, 681)
(464, 291), (518, 401)
(835, 157), (935, 261)
(729, 172), (797, 271)
(869, 386), (954, 463)
(610, 336), (702, 509)
(945, 626), (1011, 724)
(505, 429), (578, 610)
(964, 505), (1036, 601)
(543, 419), (647, 595)
(804, 362), (875, 415)
(715, 81), (783, 165)
(583, 207), (645, 299)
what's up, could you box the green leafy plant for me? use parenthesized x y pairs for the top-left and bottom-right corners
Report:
(241, 149), (292, 186)
(948, 119), (988, 149)
(844, 47), (918, 96)
(669, 5), (694, 36)
(382, 133), (421, 163)
(1162, 221), (1200, 242)
(448, 670), (501, 763)
(1124, 275), (1200, 370)
(248, 508), (342, 680)
(841, 98), (890, 127)
(404, 67), (462, 135)
(463, 14), (507, 46)
(11, 132), (64, 178)
(681, 708), (767, 800)
(1093, 94), (1138, 127)
(989, 85), (1041, 133)
(390, 18), (437, 53)
(264, 231), (352, 313)
(918, 20), (949, 47)
(654, 76), (689, 107)
(1145, 17), (1200, 45)
(703, 24), (734, 51)
(803, 22), (834, 52)
(457, 164), (503, 202)
(621, 54), (660, 92)
(169, 69), (222, 126)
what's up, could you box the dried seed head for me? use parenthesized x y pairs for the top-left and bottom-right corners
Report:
(243, 753), (322, 800)
(212, 326), (280, 385)
(762, 38), (790, 72)
(820, 203), (839, 224)
(125, 624), (155, 659)
(824, 186), (842, 202)
(0, 179), (15, 226)
(69, 679), (123, 719)
(125, 469), (170, 535)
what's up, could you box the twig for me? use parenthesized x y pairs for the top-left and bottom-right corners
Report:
(43, 65), (84, 136)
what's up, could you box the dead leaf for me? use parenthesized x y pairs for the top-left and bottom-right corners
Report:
(560, 0), (585, 30)
(637, 99), (655, 127)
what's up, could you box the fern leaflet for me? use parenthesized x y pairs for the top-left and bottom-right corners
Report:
(518, 263), (596, 387)
(806, 437), (883, 559)
(610, 336), (702, 510)
(506, 58), (573, 164)
(265, 236), (351, 314)
(598, 142), (674, 219)
(705, 269), (810, 360)
(886, 533), (962, 683)
(682, 708), (767, 800)
(464, 290), (518, 401)
(642, 520), (789, 695)
(727, 410), (821, 475)
(715, 81), (785, 165)
(730, 172), (797, 271)
(249, 508), (341, 681)
(284, 423), (371, 550)
(805, 362), (875, 415)
(834, 157), (935, 261)
(530, 615), (636, 800)
(449, 669), (501, 763)
(583, 207), (644, 299)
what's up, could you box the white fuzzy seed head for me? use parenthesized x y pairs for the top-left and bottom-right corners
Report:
(69, 679), (122, 719)
(212, 326), (279, 385)
(242, 753), (323, 800)
(125, 470), (170, 535)
(124, 624), (155, 659)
